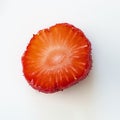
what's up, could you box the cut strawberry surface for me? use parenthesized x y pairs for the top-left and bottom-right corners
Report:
(22, 23), (92, 93)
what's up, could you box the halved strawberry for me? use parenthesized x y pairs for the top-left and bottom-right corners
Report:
(22, 23), (92, 93)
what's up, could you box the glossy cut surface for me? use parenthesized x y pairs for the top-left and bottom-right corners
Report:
(22, 23), (92, 93)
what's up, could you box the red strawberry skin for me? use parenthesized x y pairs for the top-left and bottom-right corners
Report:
(22, 23), (92, 93)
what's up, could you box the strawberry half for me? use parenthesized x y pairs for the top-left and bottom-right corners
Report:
(22, 23), (92, 93)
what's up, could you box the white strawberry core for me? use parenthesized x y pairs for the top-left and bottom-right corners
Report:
(46, 49), (67, 66)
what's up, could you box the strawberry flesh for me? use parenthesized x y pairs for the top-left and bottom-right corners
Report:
(22, 23), (92, 93)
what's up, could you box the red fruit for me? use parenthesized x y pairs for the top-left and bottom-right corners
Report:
(22, 23), (92, 93)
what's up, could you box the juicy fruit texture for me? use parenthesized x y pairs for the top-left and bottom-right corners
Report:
(22, 23), (92, 93)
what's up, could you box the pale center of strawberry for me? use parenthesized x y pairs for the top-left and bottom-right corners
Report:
(46, 49), (67, 67)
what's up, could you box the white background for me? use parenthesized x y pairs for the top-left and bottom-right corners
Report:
(0, 0), (120, 120)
